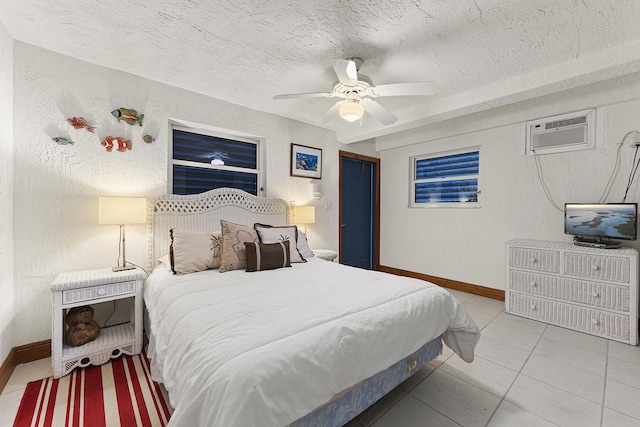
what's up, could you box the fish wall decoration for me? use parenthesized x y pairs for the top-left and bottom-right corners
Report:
(111, 108), (144, 126)
(52, 137), (74, 145)
(142, 134), (155, 143)
(101, 136), (132, 152)
(66, 117), (96, 133)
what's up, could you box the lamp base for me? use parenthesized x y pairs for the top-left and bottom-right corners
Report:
(112, 265), (136, 272)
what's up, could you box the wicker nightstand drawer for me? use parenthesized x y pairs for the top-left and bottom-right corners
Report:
(62, 281), (136, 305)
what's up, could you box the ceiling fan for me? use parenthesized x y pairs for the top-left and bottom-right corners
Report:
(273, 58), (435, 125)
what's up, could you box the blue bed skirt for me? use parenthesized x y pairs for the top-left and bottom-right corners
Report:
(291, 336), (443, 427)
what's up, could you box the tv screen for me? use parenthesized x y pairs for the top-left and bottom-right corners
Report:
(564, 203), (638, 241)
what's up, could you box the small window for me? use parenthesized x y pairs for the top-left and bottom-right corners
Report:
(170, 125), (260, 195)
(411, 148), (480, 207)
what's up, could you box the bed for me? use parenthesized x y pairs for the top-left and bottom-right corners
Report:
(143, 188), (481, 426)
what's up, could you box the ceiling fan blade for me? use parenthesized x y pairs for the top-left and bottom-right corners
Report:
(362, 98), (398, 125)
(322, 102), (342, 123)
(332, 59), (358, 86)
(273, 92), (334, 100)
(370, 82), (436, 97)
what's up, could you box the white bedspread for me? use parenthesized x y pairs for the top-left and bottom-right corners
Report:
(144, 258), (480, 426)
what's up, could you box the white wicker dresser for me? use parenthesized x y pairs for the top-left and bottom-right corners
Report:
(505, 239), (639, 345)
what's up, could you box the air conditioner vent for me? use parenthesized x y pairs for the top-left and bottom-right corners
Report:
(525, 109), (595, 156)
(544, 115), (587, 130)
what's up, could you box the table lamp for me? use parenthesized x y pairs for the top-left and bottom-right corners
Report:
(99, 196), (146, 271)
(294, 205), (315, 235)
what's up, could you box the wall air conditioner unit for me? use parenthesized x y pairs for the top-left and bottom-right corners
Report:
(525, 109), (595, 156)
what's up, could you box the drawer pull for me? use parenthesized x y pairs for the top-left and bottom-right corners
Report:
(591, 318), (599, 325)
(591, 265), (599, 271)
(529, 258), (537, 263)
(591, 291), (600, 298)
(530, 305), (537, 311)
(97, 288), (106, 296)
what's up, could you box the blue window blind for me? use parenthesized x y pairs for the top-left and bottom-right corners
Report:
(415, 152), (479, 180)
(173, 130), (257, 169)
(171, 128), (259, 196)
(413, 150), (479, 204)
(173, 165), (258, 195)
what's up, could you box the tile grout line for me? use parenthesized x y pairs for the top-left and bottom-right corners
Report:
(408, 307), (505, 427)
(407, 365), (468, 427)
(393, 299), (484, 427)
(482, 321), (553, 426)
(599, 340), (609, 427)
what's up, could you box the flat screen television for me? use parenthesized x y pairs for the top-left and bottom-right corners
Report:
(564, 203), (638, 248)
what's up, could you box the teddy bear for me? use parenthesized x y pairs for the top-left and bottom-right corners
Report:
(65, 305), (101, 347)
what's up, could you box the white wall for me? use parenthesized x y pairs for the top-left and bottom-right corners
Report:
(0, 21), (14, 362)
(10, 42), (339, 347)
(339, 139), (380, 159)
(377, 72), (640, 290)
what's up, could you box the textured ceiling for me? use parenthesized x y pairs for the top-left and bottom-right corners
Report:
(2, 0), (640, 144)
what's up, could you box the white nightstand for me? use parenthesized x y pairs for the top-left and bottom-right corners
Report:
(51, 267), (146, 378)
(313, 249), (338, 262)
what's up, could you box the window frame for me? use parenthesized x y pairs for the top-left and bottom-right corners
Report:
(168, 123), (263, 195)
(410, 146), (481, 208)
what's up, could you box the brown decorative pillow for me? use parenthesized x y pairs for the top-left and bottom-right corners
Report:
(169, 229), (223, 274)
(244, 241), (292, 272)
(219, 220), (259, 272)
(253, 224), (306, 262)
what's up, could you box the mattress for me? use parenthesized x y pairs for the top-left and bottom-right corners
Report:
(144, 257), (480, 426)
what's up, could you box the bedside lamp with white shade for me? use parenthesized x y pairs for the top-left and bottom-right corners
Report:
(294, 205), (316, 250)
(99, 197), (146, 272)
(294, 205), (315, 235)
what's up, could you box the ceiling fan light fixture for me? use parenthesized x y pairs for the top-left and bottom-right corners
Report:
(339, 101), (364, 122)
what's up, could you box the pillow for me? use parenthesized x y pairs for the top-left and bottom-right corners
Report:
(254, 223), (314, 258)
(169, 229), (223, 274)
(219, 220), (259, 272)
(244, 241), (292, 272)
(296, 231), (314, 259)
(254, 224), (306, 263)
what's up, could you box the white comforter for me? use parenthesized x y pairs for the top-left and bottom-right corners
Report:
(144, 257), (480, 427)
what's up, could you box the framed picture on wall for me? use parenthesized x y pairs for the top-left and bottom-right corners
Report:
(291, 143), (322, 179)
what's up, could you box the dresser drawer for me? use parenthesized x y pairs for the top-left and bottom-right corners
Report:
(62, 281), (136, 305)
(507, 293), (630, 341)
(509, 271), (630, 311)
(564, 252), (630, 283)
(509, 247), (560, 273)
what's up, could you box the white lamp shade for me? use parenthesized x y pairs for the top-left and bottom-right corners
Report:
(339, 101), (364, 122)
(295, 205), (316, 224)
(99, 197), (147, 225)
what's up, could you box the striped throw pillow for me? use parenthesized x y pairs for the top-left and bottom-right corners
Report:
(244, 241), (292, 272)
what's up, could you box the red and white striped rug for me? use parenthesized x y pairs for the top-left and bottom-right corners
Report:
(13, 353), (172, 427)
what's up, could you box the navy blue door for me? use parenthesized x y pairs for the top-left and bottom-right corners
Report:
(340, 155), (377, 269)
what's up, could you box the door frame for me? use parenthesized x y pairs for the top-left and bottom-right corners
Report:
(338, 150), (381, 269)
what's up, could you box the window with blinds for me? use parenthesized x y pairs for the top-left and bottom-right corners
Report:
(411, 148), (480, 207)
(170, 126), (259, 195)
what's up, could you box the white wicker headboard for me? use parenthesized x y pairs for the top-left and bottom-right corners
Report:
(147, 188), (289, 269)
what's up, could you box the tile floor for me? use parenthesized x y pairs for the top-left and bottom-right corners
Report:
(1, 289), (640, 427)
